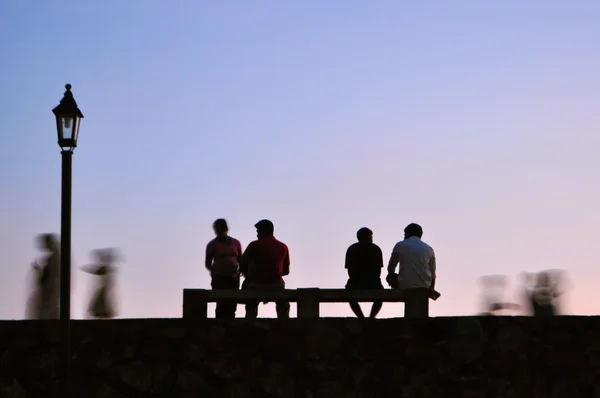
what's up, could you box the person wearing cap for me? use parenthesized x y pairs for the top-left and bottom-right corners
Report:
(344, 227), (384, 318)
(387, 223), (437, 318)
(205, 219), (243, 319)
(240, 219), (291, 318)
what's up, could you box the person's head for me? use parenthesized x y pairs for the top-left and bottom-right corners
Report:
(37, 233), (58, 252)
(536, 271), (551, 287)
(255, 219), (274, 239)
(404, 223), (423, 239)
(94, 248), (118, 264)
(213, 218), (229, 237)
(356, 227), (373, 243)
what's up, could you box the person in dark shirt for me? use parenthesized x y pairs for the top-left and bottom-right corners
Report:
(345, 227), (384, 318)
(527, 271), (561, 317)
(240, 219), (291, 319)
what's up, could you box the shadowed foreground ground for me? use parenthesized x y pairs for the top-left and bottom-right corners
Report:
(0, 317), (598, 397)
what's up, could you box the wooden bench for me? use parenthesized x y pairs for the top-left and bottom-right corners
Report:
(183, 288), (419, 319)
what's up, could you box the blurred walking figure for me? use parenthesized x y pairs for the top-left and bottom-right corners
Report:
(478, 275), (520, 315)
(81, 248), (119, 319)
(523, 270), (562, 317)
(26, 234), (60, 319)
(344, 227), (384, 319)
(205, 219), (242, 319)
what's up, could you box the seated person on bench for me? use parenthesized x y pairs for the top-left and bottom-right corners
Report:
(344, 227), (384, 319)
(387, 223), (437, 318)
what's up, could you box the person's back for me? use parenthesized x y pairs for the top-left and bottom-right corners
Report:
(245, 236), (289, 284)
(392, 236), (435, 289)
(207, 236), (242, 276)
(345, 241), (383, 287)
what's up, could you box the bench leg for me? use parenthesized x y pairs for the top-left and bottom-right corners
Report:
(404, 289), (429, 318)
(183, 289), (208, 319)
(297, 288), (320, 319)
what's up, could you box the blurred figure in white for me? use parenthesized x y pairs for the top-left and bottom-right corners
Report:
(518, 272), (536, 315)
(81, 248), (119, 319)
(26, 234), (60, 319)
(478, 275), (520, 315)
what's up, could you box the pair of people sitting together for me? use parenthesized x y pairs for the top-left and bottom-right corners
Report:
(345, 223), (439, 318)
(206, 219), (291, 319)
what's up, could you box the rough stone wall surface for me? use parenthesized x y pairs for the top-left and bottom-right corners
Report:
(0, 317), (598, 398)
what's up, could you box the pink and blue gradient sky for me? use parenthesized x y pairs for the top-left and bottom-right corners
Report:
(2, 1), (599, 319)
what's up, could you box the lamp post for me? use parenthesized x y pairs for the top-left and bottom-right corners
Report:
(52, 84), (84, 398)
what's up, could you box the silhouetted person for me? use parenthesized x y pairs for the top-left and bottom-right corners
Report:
(25, 264), (43, 319)
(527, 271), (561, 317)
(82, 248), (118, 319)
(28, 234), (60, 319)
(205, 219), (242, 319)
(240, 219), (290, 319)
(344, 227), (384, 318)
(387, 223), (436, 318)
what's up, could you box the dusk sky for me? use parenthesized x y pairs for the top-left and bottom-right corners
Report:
(2, 1), (599, 319)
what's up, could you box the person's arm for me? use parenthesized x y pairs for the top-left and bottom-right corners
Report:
(236, 240), (243, 267)
(205, 243), (214, 272)
(376, 246), (384, 278)
(552, 283), (562, 298)
(345, 246), (358, 279)
(240, 242), (253, 277)
(429, 250), (436, 290)
(387, 244), (400, 275)
(282, 246), (290, 276)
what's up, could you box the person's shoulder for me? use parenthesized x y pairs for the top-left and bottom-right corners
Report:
(370, 243), (383, 253)
(420, 240), (435, 252)
(276, 239), (289, 251)
(230, 237), (242, 245)
(206, 238), (218, 247)
(347, 242), (360, 251)
(392, 240), (405, 250)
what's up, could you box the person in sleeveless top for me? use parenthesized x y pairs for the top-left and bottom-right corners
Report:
(205, 219), (243, 319)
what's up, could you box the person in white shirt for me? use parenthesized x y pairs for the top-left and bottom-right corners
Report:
(387, 223), (436, 317)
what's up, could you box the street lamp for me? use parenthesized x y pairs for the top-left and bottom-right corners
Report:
(52, 83), (84, 398)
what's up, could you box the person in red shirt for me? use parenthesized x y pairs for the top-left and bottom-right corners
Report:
(205, 219), (243, 319)
(240, 219), (290, 319)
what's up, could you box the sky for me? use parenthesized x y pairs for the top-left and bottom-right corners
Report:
(1, 1), (599, 319)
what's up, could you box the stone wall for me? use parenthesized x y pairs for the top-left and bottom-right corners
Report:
(0, 317), (598, 398)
